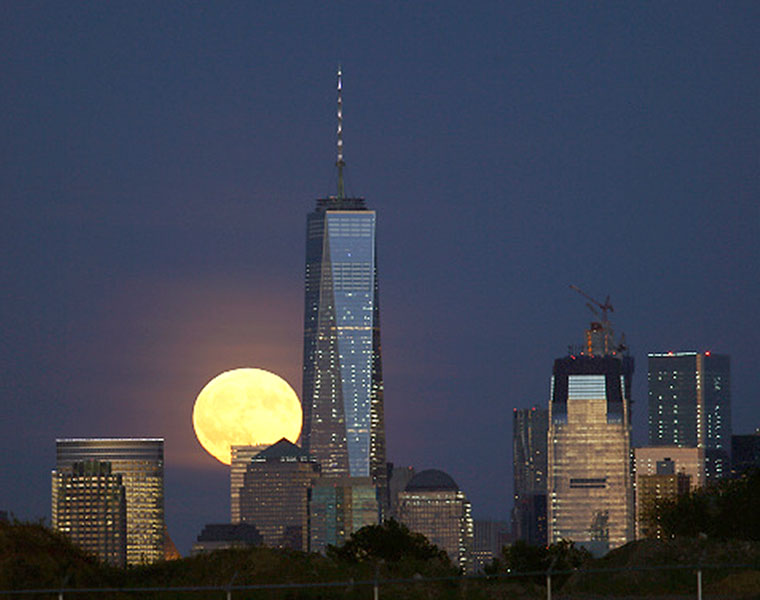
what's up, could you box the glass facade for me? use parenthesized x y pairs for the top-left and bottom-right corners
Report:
(548, 355), (634, 554)
(647, 352), (731, 483)
(54, 439), (164, 565)
(51, 460), (127, 567)
(308, 477), (380, 553)
(512, 407), (548, 546)
(302, 197), (386, 499)
(397, 471), (474, 573)
(230, 444), (268, 523)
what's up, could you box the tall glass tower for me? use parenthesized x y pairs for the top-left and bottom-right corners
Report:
(53, 438), (164, 565)
(647, 352), (731, 483)
(301, 70), (386, 497)
(547, 295), (634, 555)
(512, 407), (548, 546)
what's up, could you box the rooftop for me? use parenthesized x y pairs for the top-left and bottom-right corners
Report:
(405, 469), (459, 492)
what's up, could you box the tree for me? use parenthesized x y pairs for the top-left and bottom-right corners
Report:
(326, 519), (451, 565)
(655, 469), (760, 541)
(501, 539), (590, 585)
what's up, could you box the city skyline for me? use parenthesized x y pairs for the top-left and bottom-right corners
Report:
(1, 3), (757, 555)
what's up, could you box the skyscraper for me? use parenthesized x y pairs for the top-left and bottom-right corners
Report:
(54, 439), (164, 565)
(230, 444), (267, 523)
(309, 477), (379, 553)
(397, 469), (474, 573)
(301, 70), (386, 500)
(51, 460), (127, 567)
(512, 406), (548, 546)
(547, 293), (634, 554)
(238, 438), (320, 551)
(648, 352), (731, 483)
(633, 450), (696, 539)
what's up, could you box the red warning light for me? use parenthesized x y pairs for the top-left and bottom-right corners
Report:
(705, 351), (711, 356)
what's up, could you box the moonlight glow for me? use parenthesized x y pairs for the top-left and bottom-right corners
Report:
(192, 368), (302, 465)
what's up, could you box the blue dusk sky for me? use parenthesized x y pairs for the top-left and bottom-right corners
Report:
(1, 2), (758, 554)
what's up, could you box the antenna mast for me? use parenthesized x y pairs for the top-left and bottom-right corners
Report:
(336, 67), (345, 200)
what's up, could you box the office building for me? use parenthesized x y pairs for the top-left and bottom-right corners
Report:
(190, 523), (262, 555)
(472, 520), (510, 573)
(387, 464), (415, 518)
(301, 70), (386, 504)
(397, 469), (474, 573)
(648, 352), (731, 483)
(634, 447), (703, 543)
(512, 407), (548, 546)
(548, 308), (634, 555)
(309, 477), (379, 553)
(634, 446), (704, 491)
(238, 438), (320, 551)
(230, 444), (267, 523)
(731, 431), (760, 477)
(54, 439), (164, 565)
(51, 460), (127, 567)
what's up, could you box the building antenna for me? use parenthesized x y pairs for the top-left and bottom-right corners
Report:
(336, 66), (345, 200)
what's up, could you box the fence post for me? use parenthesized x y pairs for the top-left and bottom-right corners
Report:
(59, 571), (70, 600)
(697, 568), (702, 600)
(373, 559), (383, 600)
(226, 570), (238, 600)
(546, 554), (557, 600)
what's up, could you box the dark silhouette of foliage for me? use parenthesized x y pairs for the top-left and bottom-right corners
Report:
(499, 539), (591, 588)
(326, 518), (452, 566)
(501, 539), (590, 575)
(655, 469), (760, 540)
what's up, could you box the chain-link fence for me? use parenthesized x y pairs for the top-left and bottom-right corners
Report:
(1, 562), (759, 600)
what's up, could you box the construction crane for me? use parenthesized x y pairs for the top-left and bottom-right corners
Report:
(569, 284), (614, 324)
(569, 285), (627, 355)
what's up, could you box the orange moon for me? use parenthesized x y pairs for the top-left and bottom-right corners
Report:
(192, 368), (303, 465)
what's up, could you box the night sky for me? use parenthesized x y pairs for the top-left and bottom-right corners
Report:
(2, 3), (758, 555)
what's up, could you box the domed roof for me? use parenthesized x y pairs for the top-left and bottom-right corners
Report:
(404, 469), (459, 492)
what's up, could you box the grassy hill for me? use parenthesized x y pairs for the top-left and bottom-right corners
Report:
(3, 521), (760, 599)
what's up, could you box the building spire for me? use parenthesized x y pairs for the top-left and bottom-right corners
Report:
(336, 66), (345, 200)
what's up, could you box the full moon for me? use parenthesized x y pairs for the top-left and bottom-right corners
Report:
(192, 368), (303, 465)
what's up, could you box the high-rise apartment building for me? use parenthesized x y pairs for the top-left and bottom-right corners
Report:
(633, 452), (693, 539)
(512, 406), (548, 546)
(397, 469), (474, 573)
(634, 446), (704, 492)
(648, 352), (731, 483)
(301, 70), (386, 502)
(548, 300), (634, 555)
(230, 444), (267, 523)
(54, 439), (164, 565)
(51, 460), (127, 567)
(238, 438), (320, 551)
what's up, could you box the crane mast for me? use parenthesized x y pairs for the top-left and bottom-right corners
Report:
(569, 285), (626, 357)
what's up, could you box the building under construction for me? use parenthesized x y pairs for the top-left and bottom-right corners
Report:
(547, 287), (634, 555)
